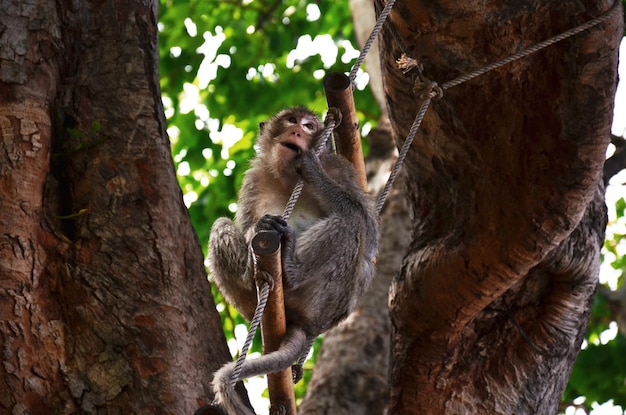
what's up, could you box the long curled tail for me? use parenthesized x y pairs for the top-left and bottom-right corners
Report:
(211, 327), (308, 415)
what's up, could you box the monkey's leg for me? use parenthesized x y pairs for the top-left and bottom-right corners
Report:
(208, 218), (257, 320)
(212, 327), (308, 415)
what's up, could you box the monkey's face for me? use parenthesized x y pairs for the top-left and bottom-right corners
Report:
(259, 108), (321, 178)
(276, 113), (319, 161)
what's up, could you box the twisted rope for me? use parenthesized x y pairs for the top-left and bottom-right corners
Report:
(282, 115), (337, 220)
(230, 279), (270, 385)
(348, 0), (397, 82)
(376, 94), (433, 213)
(442, 2), (620, 91)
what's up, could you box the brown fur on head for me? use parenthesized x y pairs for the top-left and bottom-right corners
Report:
(257, 107), (322, 179)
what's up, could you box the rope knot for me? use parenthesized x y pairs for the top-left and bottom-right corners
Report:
(430, 83), (444, 100)
(325, 107), (342, 129)
(413, 80), (443, 101)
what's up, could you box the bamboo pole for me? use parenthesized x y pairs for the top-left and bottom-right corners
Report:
(251, 230), (296, 415)
(323, 71), (368, 191)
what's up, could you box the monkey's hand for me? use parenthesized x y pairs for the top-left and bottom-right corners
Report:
(253, 215), (296, 289)
(255, 214), (289, 234)
(294, 150), (324, 183)
(255, 214), (295, 247)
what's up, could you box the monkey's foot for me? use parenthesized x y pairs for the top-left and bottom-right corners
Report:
(255, 214), (289, 235)
(292, 363), (304, 384)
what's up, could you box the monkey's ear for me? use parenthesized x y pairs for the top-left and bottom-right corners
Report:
(259, 121), (266, 133)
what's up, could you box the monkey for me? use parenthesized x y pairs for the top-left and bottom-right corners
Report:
(207, 107), (379, 415)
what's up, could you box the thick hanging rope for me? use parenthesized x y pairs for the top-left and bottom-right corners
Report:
(230, 277), (270, 386)
(375, 95), (431, 213)
(229, 113), (338, 386)
(374, 1), (621, 214)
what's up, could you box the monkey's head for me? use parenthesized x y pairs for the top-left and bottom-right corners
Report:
(257, 107), (322, 178)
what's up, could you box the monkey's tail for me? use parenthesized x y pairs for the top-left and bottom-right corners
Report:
(212, 327), (308, 415)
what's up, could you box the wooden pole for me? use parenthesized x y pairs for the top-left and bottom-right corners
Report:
(324, 72), (368, 191)
(251, 230), (296, 415)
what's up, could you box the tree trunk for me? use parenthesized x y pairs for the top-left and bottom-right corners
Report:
(379, 0), (622, 414)
(0, 1), (226, 413)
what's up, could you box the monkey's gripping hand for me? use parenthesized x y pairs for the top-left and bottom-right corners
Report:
(254, 214), (297, 283)
(255, 214), (291, 236)
(294, 149), (325, 184)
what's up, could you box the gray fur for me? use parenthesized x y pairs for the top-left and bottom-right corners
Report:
(208, 108), (379, 414)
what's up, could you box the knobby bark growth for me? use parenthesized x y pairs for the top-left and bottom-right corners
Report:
(377, 0), (622, 414)
(0, 1), (227, 413)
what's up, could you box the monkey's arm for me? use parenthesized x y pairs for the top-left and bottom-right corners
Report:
(208, 218), (258, 320)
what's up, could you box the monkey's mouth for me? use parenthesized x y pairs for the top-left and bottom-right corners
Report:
(280, 142), (302, 154)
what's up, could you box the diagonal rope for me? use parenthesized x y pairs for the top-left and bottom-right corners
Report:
(282, 116), (337, 220)
(441, 2), (621, 91)
(230, 279), (270, 385)
(349, 0), (397, 82)
(376, 95), (432, 213)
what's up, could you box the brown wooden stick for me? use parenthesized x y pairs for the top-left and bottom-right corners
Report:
(251, 230), (296, 415)
(324, 72), (368, 191)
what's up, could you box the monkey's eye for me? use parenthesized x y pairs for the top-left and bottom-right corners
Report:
(288, 116), (297, 124)
(304, 122), (316, 131)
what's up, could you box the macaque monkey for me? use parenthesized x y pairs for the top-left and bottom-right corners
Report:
(207, 107), (379, 415)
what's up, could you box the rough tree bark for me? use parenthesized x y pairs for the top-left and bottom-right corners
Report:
(378, 0), (623, 414)
(0, 1), (227, 413)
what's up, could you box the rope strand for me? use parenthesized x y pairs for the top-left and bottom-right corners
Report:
(231, 281), (270, 385)
(376, 95), (433, 213)
(441, 3), (620, 91)
(349, 0), (397, 82)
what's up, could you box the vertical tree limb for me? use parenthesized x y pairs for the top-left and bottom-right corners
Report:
(252, 231), (296, 415)
(324, 72), (369, 191)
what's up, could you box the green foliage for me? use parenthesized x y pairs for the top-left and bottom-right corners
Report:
(562, 196), (626, 412)
(565, 335), (626, 409)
